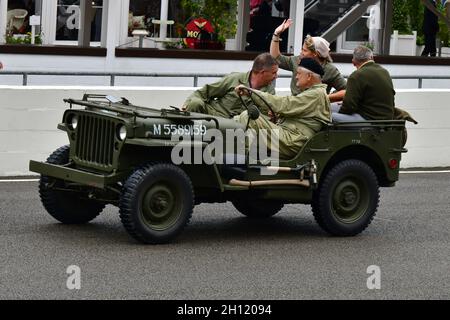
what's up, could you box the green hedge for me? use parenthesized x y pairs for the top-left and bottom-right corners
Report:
(393, 0), (449, 46)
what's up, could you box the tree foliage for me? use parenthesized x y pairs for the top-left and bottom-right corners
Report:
(392, 0), (412, 34)
(393, 0), (449, 46)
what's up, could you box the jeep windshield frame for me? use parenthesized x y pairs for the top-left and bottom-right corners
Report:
(63, 95), (220, 129)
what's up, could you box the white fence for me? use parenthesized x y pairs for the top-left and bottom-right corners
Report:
(0, 86), (449, 176)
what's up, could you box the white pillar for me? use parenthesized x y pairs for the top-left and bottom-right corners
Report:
(119, 0), (130, 47)
(41, 0), (57, 44)
(289, 0), (304, 55)
(105, 0), (122, 66)
(236, 0), (250, 51)
(159, 0), (169, 40)
(0, 0), (7, 44)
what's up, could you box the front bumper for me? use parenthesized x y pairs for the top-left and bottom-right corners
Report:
(29, 160), (127, 189)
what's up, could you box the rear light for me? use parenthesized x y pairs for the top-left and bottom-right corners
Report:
(388, 159), (398, 169)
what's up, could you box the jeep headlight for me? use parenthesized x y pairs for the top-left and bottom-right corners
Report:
(68, 114), (78, 130)
(117, 124), (127, 141)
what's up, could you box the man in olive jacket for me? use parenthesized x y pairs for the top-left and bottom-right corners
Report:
(183, 53), (278, 118)
(333, 45), (395, 122)
(235, 58), (331, 159)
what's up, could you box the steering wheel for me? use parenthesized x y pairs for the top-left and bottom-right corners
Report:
(237, 86), (278, 123)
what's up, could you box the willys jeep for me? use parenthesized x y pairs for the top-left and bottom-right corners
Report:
(29, 94), (407, 244)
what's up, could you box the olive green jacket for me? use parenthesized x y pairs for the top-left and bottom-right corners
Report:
(251, 83), (331, 148)
(339, 61), (395, 120)
(276, 54), (347, 96)
(184, 71), (275, 117)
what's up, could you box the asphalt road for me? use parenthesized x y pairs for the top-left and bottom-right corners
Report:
(0, 173), (449, 300)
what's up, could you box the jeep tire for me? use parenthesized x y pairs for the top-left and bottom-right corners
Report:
(39, 145), (105, 224)
(311, 159), (379, 236)
(119, 163), (194, 244)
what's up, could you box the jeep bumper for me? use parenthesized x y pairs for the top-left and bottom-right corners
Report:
(29, 160), (127, 189)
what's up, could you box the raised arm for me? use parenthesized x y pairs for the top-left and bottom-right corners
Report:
(270, 19), (293, 59)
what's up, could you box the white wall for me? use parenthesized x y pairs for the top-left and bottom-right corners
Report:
(0, 86), (449, 176)
(394, 89), (450, 168)
(2, 55), (450, 89)
(0, 86), (193, 176)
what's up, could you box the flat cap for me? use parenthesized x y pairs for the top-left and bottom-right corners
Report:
(299, 57), (325, 77)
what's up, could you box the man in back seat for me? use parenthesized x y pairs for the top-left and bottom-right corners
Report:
(332, 45), (395, 122)
(234, 58), (331, 159)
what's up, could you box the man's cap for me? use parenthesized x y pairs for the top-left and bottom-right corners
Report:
(311, 36), (331, 59)
(299, 58), (325, 77)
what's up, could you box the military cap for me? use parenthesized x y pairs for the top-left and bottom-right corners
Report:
(299, 58), (325, 77)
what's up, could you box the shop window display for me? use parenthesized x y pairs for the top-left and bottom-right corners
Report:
(56, 0), (103, 42)
(127, 0), (237, 50)
(6, 0), (41, 43)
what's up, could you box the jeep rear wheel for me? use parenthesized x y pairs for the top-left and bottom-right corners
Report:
(232, 199), (284, 218)
(311, 159), (379, 236)
(39, 145), (105, 224)
(119, 163), (194, 244)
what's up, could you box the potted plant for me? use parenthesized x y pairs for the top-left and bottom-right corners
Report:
(5, 31), (42, 45)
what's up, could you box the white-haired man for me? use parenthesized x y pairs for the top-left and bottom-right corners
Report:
(235, 58), (331, 159)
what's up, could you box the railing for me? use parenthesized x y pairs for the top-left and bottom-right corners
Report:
(1, 71), (450, 89)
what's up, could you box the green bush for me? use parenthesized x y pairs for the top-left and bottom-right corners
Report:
(394, 0), (449, 46)
(393, 0), (411, 34)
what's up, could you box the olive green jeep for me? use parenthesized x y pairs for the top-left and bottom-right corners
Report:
(29, 94), (408, 244)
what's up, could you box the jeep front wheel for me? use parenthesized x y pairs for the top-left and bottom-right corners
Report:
(119, 163), (194, 244)
(39, 145), (105, 224)
(311, 159), (379, 236)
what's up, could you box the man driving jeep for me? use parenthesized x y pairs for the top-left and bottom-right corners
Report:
(183, 53), (278, 118)
(234, 58), (331, 159)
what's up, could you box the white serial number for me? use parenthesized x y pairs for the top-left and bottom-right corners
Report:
(153, 124), (207, 136)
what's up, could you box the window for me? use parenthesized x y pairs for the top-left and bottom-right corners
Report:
(125, 0), (239, 51)
(345, 18), (370, 43)
(128, 0), (161, 37)
(247, 0), (289, 52)
(6, 0), (42, 43)
(56, 0), (103, 43)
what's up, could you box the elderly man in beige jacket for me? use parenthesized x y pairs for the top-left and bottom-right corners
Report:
(235, 58), (331, 160)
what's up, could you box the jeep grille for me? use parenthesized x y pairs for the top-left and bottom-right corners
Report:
(74, 114), (116, 167)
